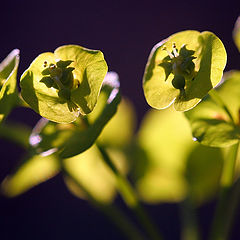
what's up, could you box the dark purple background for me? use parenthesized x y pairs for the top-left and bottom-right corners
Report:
(1, 0), (240, 239)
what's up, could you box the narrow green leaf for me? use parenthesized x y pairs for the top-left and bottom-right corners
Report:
(1, 153), (60, 197)
(0, 122), (31, 148)
(88, 74), (136, 148)
(0, 49), (20, 123)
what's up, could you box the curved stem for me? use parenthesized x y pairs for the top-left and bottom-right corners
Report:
(209, 141), (239, 240)
(97, 144), (163, 240)
(61, 164), (145, 240)
(208, 90), (235, 124)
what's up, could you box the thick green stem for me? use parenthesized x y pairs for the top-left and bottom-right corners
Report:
(209, 141), (239, 240)
(180, 197), (201, 240)
(208, 90), (235, 124)
(61, 164), (145, 240)
(97, 144), (163, 240)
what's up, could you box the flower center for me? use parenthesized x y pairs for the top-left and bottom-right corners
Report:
(159, 43), (196, 90)
(40, 60), (80, 100)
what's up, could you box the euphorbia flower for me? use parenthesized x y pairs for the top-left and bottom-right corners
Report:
(20, 45), (108, 123)
(143, 30), (227, 111)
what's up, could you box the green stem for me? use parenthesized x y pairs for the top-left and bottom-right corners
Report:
(208, 90), (235, 124)
(180, 197), (201, 240)
(61, 164), (145, 240)
(209, 141), (239, 240)
(97, 144), (163, 240)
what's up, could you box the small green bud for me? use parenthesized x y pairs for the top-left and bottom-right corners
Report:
(172, 74), (185, 89)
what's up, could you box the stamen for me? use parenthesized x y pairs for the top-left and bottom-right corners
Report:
(43, 61), (48, 67)
(162, 46), (174, 59)
(172, 42), (179, 57)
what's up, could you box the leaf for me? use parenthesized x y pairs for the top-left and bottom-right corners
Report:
(190, 119), (240, 147)
(233, 16), (240, 52)
(131, 107), (223, 204)
(1, 153), (60, 197)
(185, 71), (240, 147)
(133, 108), (191, 203)
(185, 144), (223, 204)
(0, 49), (20, 123)
(88, 73), (136, 148)
(63, 145), (127, 204)
(143, 31), (226, 111)
(215, 71), (240, 122)
(95, 97), (136, 148)
(20, 45), (108, 123)
(0, 122), (31, 148)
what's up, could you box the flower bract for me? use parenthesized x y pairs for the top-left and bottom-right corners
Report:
(20, 45), (108, 123)
(143, 31), (227, 111)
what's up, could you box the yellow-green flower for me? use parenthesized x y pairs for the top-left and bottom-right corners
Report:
(143, 31), (227, 111)
(20, 45), (108, 123)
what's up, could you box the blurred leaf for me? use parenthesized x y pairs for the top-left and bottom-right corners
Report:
(143, 31), (226, 111)
(233, 16), (240, 52)
(0, 49), (20, 123)
(0, 122), (31, 148)
(190, 119), (239, 147)
(87, 72), (136, 148)
(20, 45), (107, 123)
(185, 144), (223, 204)
(63, 145), (127, 204)
(132, 107), (223, 205)
(89, 97), (136, 148)
(1, 153), (60, 197)
(134, 108), (191, 203)
(185, 71), (240, 147)
(214, 71), (240, 122)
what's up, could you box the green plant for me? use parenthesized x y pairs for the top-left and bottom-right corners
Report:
(1, 17), (240, 240)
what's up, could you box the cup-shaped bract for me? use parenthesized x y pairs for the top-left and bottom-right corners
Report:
(143, 31), (227, 111)
(0, 49), (20, 123)
(20, 45), (108, 123)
